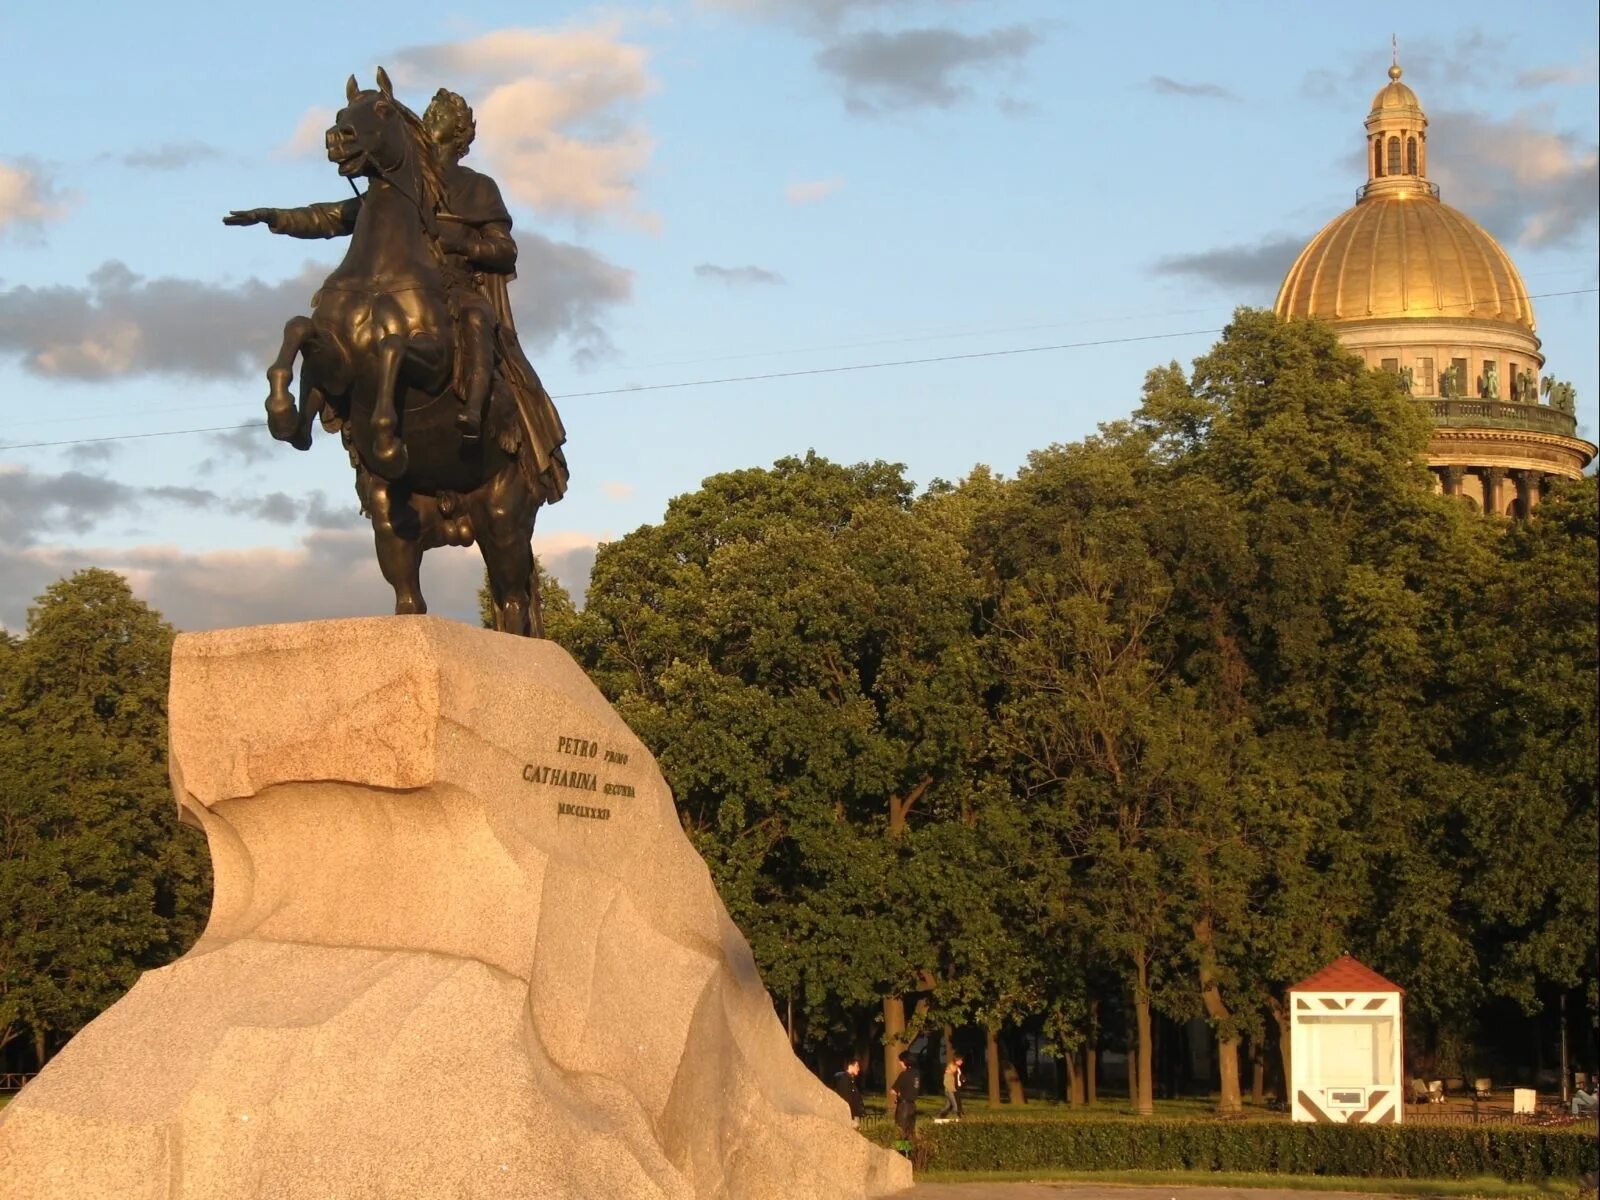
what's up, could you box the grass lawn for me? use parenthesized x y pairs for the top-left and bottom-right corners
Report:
(916, 1169), (1585, 1197)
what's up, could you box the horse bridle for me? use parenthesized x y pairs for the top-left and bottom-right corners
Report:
(347, 111), (438, 244)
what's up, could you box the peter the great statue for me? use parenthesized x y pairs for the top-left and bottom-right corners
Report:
(225, 69), (567, 636)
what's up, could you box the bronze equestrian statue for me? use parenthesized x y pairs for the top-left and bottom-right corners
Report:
(224, 69), (568, 636)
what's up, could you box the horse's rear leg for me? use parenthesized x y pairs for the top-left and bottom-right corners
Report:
(477, 467), (541, 637)
(366, 477), (427, 615)
(266, 316), (316, 444)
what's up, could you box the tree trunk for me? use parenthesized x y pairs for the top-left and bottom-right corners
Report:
(986, 1026), (1002, 1106)
(1133, 955), (1154, 1116)
(1087, 999), (1099, 1106)
(883, 995), (907, 1107)
(33, 1027), (48, 1070)
(1003, 1054), (1026, 1105)
(1560, 991), (1570, 1103)
(1193, 916), (1242, 1113)
(1249, 1035), (1266, 1105)
(1215, 1035), (1242, 1113)
(1269, 998), (1292, 1102)
(884, 782), (931, 1105)
(1066, 1048), (1085, 1105)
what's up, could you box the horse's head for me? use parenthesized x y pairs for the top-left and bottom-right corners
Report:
(325, 70), (411, 180)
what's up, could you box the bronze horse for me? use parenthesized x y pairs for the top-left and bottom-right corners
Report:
(224, 71), (565, 636)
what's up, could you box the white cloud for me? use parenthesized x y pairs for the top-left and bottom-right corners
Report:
(1430, 108), (1598, 248)
(0, 244), (628, 379)
(814, 24), (1040, 115)
(698, 0), (914, 32)
(0, 261), (326, 381)
(600, 481), (635, 500)
(786, 177), (843, 205)
(1, 527), (606, 632)
(391, 22), (658, 227)
(276, 107), (334, 159)
(1514, 60), (1596, 90)
(0, 158), (70, 238)
(694, 263), (786, 286)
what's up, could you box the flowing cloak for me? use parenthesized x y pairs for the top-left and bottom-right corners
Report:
(440, 165), (570, 505)
(483, 267), (569, 505)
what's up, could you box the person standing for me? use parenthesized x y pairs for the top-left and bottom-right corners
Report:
(891, 1051), (921, 1142)
(832, 1059), (865, 1127)
(936, 1054), (964, 1121)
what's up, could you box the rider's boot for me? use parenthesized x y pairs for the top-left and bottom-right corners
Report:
(456, 310), (491, 441)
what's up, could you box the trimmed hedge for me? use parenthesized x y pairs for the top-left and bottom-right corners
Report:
(862, 1118), (1599, 1182)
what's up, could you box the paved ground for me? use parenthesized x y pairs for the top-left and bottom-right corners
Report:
(894, 1186), (1414, 1200)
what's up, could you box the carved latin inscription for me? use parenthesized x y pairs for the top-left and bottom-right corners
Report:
(526, 734), (639, 821)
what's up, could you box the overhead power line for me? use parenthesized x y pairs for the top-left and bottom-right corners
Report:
(3, 285), (1596, 453)
(1, 325), (1224, 452)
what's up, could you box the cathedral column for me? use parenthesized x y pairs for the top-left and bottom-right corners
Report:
(1441, 466), (1464, 497)
(1481, 466), (1506, 515)
(1513, 469), (1539, 519)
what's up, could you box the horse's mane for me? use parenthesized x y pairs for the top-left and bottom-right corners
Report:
(367, 83), (448, 258)
(393, 102), (447, 231)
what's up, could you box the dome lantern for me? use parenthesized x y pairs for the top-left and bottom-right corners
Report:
(1362, 53), (1431, 201)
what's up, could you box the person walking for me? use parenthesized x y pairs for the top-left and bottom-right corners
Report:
(891, 1051), (921, 1143)
(935, 1054), (964, 1122)
(831, 1058), (865, 1127)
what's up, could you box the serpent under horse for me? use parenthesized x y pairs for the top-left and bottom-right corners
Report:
(225, 71), (562, 636)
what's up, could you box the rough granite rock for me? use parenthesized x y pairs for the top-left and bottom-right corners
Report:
(0, 616), (913, 1200)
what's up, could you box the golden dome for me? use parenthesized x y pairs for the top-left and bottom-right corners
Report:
(1275, 194), (1536, 331)
(1370, 63), (1420, 112)
(1371, 78), (1421, 111)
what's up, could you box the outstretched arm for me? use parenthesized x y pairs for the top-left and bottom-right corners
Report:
(224, 198), (359, 239)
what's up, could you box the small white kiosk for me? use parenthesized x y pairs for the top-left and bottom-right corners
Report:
(1288, 955), (1404, 1124)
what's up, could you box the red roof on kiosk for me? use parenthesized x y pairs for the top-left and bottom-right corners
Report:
(1288, 954), (1404, 994)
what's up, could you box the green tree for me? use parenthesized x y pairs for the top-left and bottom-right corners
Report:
(566, 453), (990, 1096)
(979, 429), (1191, 1115)
(1445, 477), (1598, 1021)
(1132, 307), (1525, 1079)
(0, 569), (210, 1067)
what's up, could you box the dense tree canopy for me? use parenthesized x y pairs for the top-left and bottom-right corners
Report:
(3, 311), (1594, 1105)
(0, 570), (209, 1066)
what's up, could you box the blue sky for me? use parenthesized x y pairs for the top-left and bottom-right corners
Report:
(2, 0), (1595, 630)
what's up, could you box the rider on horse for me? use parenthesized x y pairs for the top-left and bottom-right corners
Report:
(227, 86), (567, 504)
(420, 88), (508, 443)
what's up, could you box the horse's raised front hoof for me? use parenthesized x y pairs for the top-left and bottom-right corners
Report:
(265, 398), (299, 442)
(289, 427), (313, 452)
(370, 434), (409, 480)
